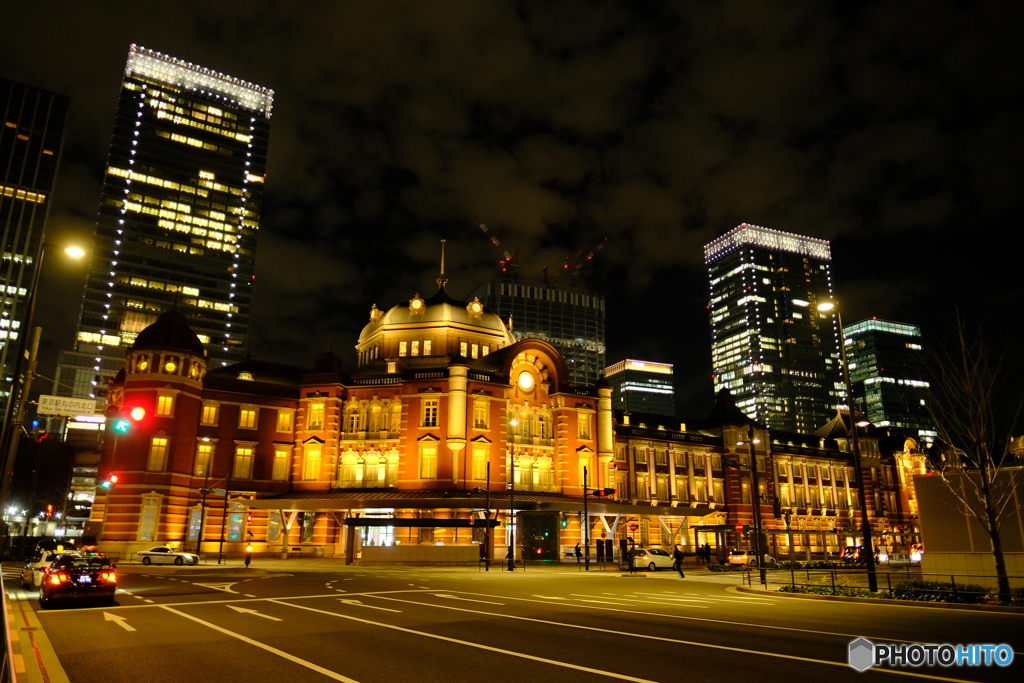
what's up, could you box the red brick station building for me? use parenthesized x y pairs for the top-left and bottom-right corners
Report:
(89, 276), (927, 564)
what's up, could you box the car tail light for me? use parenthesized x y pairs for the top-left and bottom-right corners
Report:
(102, 571), (117, 582)
(49, 572), (69, 585)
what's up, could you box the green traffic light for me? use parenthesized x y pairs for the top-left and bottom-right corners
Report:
(113, 419), (130, 433)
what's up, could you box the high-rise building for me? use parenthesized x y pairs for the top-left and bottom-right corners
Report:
(55, 45), (273, 401)
(704, 223), (840, 433)
(467, 278), (605, 385)
(1, 78), (69, 414)
(604, 359), (675, 416)
(844, 318), (936, 445)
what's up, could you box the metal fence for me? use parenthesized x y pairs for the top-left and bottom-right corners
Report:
(745, 566), (1024, 605)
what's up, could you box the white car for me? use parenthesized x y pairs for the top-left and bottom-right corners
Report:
(21, 550), (59, 589)
(630, 547), (676, 571)
(137, 547), (199, 566)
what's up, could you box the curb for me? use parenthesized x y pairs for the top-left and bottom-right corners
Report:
(736, 585), (1024, 613)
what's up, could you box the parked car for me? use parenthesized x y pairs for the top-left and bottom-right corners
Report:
(630, 547), (676, 571)
(39, 553), (117, 608)
(137, 546), (199, 565)
(21, 550), (60, 589)
(727, 550), (776, 566)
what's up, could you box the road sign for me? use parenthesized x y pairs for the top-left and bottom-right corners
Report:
(38, 395), (97, 417)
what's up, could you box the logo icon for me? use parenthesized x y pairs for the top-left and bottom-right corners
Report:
(849, 638), (875, 672)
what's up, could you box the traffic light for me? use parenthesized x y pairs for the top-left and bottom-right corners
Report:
(560, 513), (568, 528)
(100, 474), (119, 490)
(46, 504), (54, 518)
(590, 488), (615, 497)
(112, 406), (147, 434)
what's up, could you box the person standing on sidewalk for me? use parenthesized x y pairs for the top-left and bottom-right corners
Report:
(673, 546), (686, 578)
(574, 543), (582, 565)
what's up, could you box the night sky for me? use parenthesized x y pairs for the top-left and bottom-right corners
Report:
(3, 1), (1022, 418)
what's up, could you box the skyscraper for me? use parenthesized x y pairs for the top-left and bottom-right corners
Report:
(604, 359), (675, 416)
(56, 45), (273, 400)
(467, 277), (605, 385)
(1, 78), (69, 414)
(705, 223), (840, 433)
(844, 318), (936, 445)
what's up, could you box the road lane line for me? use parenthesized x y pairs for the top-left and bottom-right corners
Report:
(569, 594), (710, 608)
(270, 599), (652, 682)
(228, 605), (283, 621)
(338, 599), (402, 613)
(159, 605), (360, 682)
(450, 590), (1017, 653)
(371, 596), (985, 682)
(433, 594), (504, 605)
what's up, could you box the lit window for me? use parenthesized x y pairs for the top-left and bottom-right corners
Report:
(239, 406), (258, 429)
(194, 443), (213, 477)
(578, 412), (592, 441)
(272, 447), (290, 481)
(419, 441), (438, 479)
(233, 446), (254, 479)
(276, 409), (293, 432)
(471, 344), (479, 359)
(399, 341), (408, 357)
(422, 399), (439, 427)
(148, 437), (169, 471)
(460, 341), (468, 356)
(156, 395), (174, 417)
(411, 340), (420, 356)
(304, 444), (322, 480)
(473, 400), (488, 429)
(472, 444), (488, 480)
(201, 402), (218, 426)
(423, 339), (432, 355)
(308, 402), (325, 429)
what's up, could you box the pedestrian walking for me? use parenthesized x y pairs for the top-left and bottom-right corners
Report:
(672, 545), (685, 578)
(574, 543), (582, 565)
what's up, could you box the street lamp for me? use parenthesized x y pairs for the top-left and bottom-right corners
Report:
(507, 420), (517, 571)
(734, 426), (767, 585)
(0, 243), (85, 515)
(818, 300), (878, 592)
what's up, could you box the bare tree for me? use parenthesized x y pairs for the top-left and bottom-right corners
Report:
(927, 316), (1021, 603)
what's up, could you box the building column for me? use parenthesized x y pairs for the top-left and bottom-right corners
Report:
(446, 364), (468, 481)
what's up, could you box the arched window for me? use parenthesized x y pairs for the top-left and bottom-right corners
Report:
(369, 405), (383, 432)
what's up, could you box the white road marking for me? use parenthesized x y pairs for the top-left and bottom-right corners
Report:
(338, 599), (402, 613)
(273, 600), (653, 682)
(193, 582), (239, 594)
(570, 593), (709, 608)
(433, 594), (504, 605)
(228, 605), (283, 621)
(160, 606), (360, 682)
(103, 612), (136, 632)
(372, 595), (981, 682)
(244, 594), (257, 598)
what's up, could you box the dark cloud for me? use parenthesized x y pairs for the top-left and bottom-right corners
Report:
(3, 0), (1021, 416)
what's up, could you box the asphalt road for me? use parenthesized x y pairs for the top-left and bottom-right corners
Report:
(5, 565), (1022, 683)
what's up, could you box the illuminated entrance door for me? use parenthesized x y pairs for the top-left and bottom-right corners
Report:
(361, 526), (395, 546)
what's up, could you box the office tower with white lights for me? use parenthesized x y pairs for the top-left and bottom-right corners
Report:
(604, 359), (675, 416)
(704, 223), (840, 433)
(56, 45), (273, 400)
(844, 318), (936, 445)
(468, 277), (606, 385)
(1, 78), (69, 414)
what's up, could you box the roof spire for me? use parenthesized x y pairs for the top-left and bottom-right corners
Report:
(436, 239), (448, 290)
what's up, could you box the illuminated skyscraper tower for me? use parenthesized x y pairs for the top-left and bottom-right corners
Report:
(56, 45), (273, 400)
(1, 78), (69, 413)
(844, 318), (936, 445)
(704, 223), (840, 433)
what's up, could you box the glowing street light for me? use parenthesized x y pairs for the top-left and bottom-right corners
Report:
(817, 300), (878, 592)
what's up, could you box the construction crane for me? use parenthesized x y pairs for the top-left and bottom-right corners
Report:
(472, 215), (520, 275)
(543, 237), (610, 287)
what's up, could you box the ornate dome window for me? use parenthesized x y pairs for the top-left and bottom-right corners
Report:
(409, 294), (425, 314)
(164, 360), (177, 373)
(467, 297), (484, 317)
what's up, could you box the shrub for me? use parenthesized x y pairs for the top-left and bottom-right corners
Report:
(892, 580), (990, 604)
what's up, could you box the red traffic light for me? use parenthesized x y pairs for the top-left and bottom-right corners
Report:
(129, 407), (146, 421)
